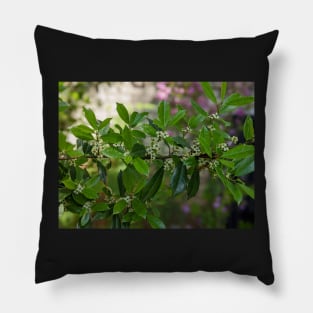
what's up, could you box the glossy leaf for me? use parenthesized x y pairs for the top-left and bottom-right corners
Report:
(92, 202), (110, 212)
(83, 107), (98, 129)
(188, 114), (205, 129)
(132, 198), (147, 218)
(129, 112), (148, 127)
(239, 183), (255, 199)
(116, 102), (129, 124)
(234, 156), (255, 176)
(130, 143), (146, 158)
(123, 165), (146, 194)
(122, 126), (134, 150)
(201, 82), (217, 104)
(222, 144), (254, 160)
(158, 101), (171, 129)
(71, 125), (94, 141)
(147, 215), (166, 229)
(82, 187), (98, 199)
(118, 170), (126, 196)
(133, 158), (149, 176)
(191, 99), (207, 116)
(221, 82), (227, 101)
(169, 109), (186, 126)
(199, 126), (212, 157)
(187, 167), (200, 199)
(170, 161), (187, 196)
(140, 166), (164, 201)
(80, 212), (90, 227)
(243, 116), (255, 141)
(101, 133), (123, 144)
(102, 147), (124, 159)
(113, 199), (127, 215)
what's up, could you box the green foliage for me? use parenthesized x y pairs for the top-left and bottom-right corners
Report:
(59, 82), (255, 229)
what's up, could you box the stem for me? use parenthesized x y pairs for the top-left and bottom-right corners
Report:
(59, 153), (217, 161)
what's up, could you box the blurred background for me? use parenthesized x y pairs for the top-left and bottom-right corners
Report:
(59, 81), (254, 229)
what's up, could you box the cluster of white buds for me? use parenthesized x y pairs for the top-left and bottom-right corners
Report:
(173, 146), (191, 157)
(198, 158), (210, 168)
(231, 136), (238, 144)
(208, 113), (219, 120)
(208, 160), (220, 170)
(120, 195), (133, 207)
(182, 126), (191, 134)
(91, 139), (105, 156)
(83, 201), (92, 211)
(164, 158), (174, 172)
(217, 143), (229, 152)
(73, 183), (84, 195)
(69, 159), (76, 166)
(112, 142), (125, 149)
(190, 138), (201, 156)
(207, 125), (215, 131)
(146, 137), (160, 160)
(156, 130), (169, 140)
(226, 172), (232, 180)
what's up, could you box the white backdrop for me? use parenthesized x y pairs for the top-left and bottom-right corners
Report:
(1, 1), (312, 312)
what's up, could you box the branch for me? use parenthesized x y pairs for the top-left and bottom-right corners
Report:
(58, 153), (217, 161)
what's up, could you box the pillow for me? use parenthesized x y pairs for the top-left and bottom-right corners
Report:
(34, 25), (278, 285)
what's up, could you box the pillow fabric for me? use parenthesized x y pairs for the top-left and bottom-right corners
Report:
(34, 25), (278, 284)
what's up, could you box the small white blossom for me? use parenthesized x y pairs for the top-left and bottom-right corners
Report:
(231, 136), (238, 144)
(217, 143), (229, 152)
(74, 184), (84, 195)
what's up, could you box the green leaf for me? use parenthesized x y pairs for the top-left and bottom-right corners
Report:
(133, 158), (149, 176)
(191, 99), (207, 116)
(132, 130), (146, 139)
(215, 167), (242, 205)
(158, 101), (171, 129)
(80, 212), (90, 227)
(172, 136), (190, 148)
(220, 93), (254, 114)
(221, 82), (227, 101)
(142, 124), (157, 137)
(96, 161), (106, 183)
(187, 167), (200, 199)
(219, 159), (235, 168)
(129, 112), (148, 127)
(201, 82), (217, 104)
(170, 161), (187, 196)
(118, 170), (126, 196)
(102, 147), (124, 159)
(169, 109), (186, 126)
(71, 125), (94, 141)
(101, 133), (123, 144)
(82, 187), (98, 199)
(116, 103), (129, 124)
(112, 214), (121, 229)
(66, 149), (84, 158)
(140, 166), (164, 201)
(234, 156), (255, 176)
(130, 143), (146, 158)
(225, 181), (243, 205)
(98, 118), (111, 131)
(199, 126), (212, 157)
(85, 175), (101, 188)
(132, 198), (147, 218)
(113, 199), (127, 214)
(239, 183), (255, 199)
(62, 178), (77, 190)
(147, 215), (166, 229)
(243, 116), (254, 141)
(92, 202), (110, 212)
(123, 165), (146, 194)
(188, 114), (206, 129)
(83, 107), (98, 129)
(222, 144), (254, 160)
(122, 126), (134, 150)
